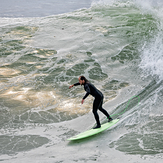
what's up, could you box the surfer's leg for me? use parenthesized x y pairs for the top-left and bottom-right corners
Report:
(93, 99), (101, 129)
(98, 98), (113, 122)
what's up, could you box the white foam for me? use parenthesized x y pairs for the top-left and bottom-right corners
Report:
(140, 32), (163, 81)
(91, 0), (163, 9)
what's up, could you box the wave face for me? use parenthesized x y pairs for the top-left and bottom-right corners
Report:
(0, 0), (163, 162)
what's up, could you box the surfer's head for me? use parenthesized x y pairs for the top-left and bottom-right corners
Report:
(79, 76), (88, 85)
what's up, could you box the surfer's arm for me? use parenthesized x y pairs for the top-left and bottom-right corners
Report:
(83, 84), (90, 99)
(74, 82), (80, 86)
(83, 92), (89, 100)
(69, 82), (80, 89)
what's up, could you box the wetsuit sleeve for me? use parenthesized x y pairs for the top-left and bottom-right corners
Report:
(83, 92), (89, 100)
(83, 84), (90, 99)
(74, 82), (80, 86)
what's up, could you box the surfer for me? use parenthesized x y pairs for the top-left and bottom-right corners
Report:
(69, 76), (113, 129)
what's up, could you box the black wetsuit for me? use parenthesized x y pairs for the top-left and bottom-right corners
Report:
(74, 82), (111, 127)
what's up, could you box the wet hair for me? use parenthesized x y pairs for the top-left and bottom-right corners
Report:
(80, 76), (89, 83)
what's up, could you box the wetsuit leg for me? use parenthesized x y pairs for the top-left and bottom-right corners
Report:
(93, 98), (101, 126)
(98, 98), (111, 118)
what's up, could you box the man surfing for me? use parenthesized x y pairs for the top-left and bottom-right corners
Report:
(69, 76), (113, 129)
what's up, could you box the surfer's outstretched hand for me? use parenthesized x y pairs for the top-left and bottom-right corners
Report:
(69, 85), (74, 89)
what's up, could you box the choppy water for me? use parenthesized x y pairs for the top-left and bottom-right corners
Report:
(0, 0), (163, 162)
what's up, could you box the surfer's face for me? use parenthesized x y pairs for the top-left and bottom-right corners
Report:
(78, 77), (85, 85)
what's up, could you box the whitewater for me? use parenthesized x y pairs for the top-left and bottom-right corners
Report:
(0, 0), (163, 162)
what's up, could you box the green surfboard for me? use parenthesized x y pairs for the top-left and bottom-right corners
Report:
(67, 119), (119, 141)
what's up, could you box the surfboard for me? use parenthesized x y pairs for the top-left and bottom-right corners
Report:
(67, 119), (119, 141)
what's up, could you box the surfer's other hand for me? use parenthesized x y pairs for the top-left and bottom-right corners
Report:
(81, 99), (84, 104)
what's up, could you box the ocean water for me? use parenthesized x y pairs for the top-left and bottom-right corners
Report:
(0, 0), (163, 162)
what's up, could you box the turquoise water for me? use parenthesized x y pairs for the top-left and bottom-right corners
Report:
(0, 0), (163, 162)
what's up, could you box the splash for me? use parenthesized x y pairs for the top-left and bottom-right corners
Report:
(140, 33), (163, 81)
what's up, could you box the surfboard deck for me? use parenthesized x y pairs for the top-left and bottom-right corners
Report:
(67, 119), (119, 141)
